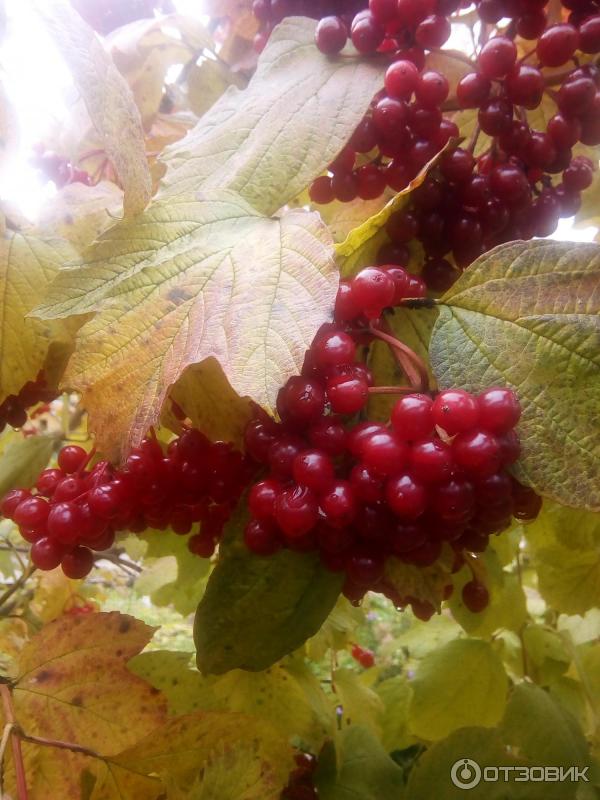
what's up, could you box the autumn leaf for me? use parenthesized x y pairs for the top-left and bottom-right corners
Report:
(0, 231), (76, 402)
(0, 434), (57, 497)
(36, 193), (336, 458)
(381, 547), (454, 610)
(34, 0), (152, 216)
(1, 612), (167, 800)
(159, 17), (388, 214)
(429, 240), (600, 511)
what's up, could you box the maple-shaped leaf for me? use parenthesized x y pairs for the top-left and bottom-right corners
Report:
(0, 231), (77, 403)
(36, 193), (336, 458)
(1, 611), (167, 800)
(34, 0), (152, 216)
(159, 17), (388, 215)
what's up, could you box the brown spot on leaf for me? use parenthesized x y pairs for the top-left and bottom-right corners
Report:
(35, 670), (54, 683)
(71, 695), (83, 707)
(118, 618), (131, 634)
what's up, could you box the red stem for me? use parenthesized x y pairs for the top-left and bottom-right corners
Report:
(0, 685), (28, 800)
(369, 322), (430, 393)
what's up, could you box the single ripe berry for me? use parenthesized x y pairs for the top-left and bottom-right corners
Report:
(327, 375), (369, 415)
(409, 439), (454, 483)
(47, 502), (85, 544)
(31, 537), (64, 570)
(274, 485), (318, 538)
(453, 430), (501, 475)
(36, 468), (64, 497)
(313, 331), (356, 371)
(432, 389), (480, 435)
(88, 483), (123, 520)
(350, 463), (384, 503)
(415, 71), (449, 108)
(431, 479), (474, 521)
(350, 10), (385, 54)
(356, 164), (386, 200)
(415, 15), (451, 49)
(461, 580), (490, 612)
(360, 431), (408, 477)
(335, 281), (361, 323)
(1, 488), (31, 519)
(457, 72), (491, 108)
(309, 175), (334, 204)
(308, 416), (347, 456)
(268, 436), (304, 480)
(477, 387), (521, 433)
(315, 16), (347, 54)
(537, 24), (579, 67)
(320, 480), (357, 527)
(384, 59), (419, 99)
(61, 546), (94, 579)
(505, 65), (544, 109)
(369, 0), (398, 23)
(385, 473), (427, 519)
(346, 549), (385, 587)
(278, 376), (326, 426)
(292, 450), (335, 494)
(13, 496), (50, 529)
(351, 267), (395, 318)
(579, 14), (600, 54)
(478, 36), (517, 78)
(57, 445), (88, 474)
(248, 479), (281, 520)
(244, 519), (281, 555)
(391, 394), (434, 440)
(563, 156), (595, 192)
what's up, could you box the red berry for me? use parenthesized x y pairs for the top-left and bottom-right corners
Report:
(275, 485), (318, 538)
(293, 450), (335, 495)
(1, 488), (31, 519)
(415, 71), (449, 108)
(335, 281), (361, 323)
(360, 431), (408, 477)
(505, 65), (544, 109)
(61, 546), (94, 579)
(391, 394), (434, 440)
(57, 445), (88, 474)
(432, 389), (480, 435)
(461, 580), (489, 612)
(14, 496), (50, 529)
(478, 36), (517, 78)
(350, 10), (385, 54)
(313, 331), (356, 371)
(315, 16), (347, 54)
(415, 15), (451, 49)
(308, 416), (347, 456)
(351, 267), (395, 318)
(386, 473), (427, 519)
(346, 549), (385, 587)
(410, 439), (453, 483)
(457, 72), (491, 108)
(477, 387), (521, 433)
(278, 377), (326, 426)
(431, 479), (475, 521)
(309, 175), (334, 204)
(537, 24), (579, 67)
(244, 519), (281, 555)
(249, 479), (281, 520)
(327, 375), (369, 415)
(579, 14), (600, 54)
(350, 463), (384, 504)
(385, 60), (419, 99)
(453, 430), (501, 476)
(321, 480), (357, 528)
(31, 537), (64, 570)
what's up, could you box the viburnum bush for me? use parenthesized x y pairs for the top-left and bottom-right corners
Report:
(0, 0), (598, 798)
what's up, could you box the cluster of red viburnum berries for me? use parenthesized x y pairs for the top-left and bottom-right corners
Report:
(1, 262), (540, 616)
(242, 262), (541, 616)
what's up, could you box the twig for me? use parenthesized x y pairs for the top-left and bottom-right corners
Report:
(15, 729), (101, 760)
(0, 566), (36, 611)
(369, 322), (430, 392)
(0, 685), (28, 800)
(0, 722), (15, 795)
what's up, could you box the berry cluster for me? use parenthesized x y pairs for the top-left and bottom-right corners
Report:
(351, 643), (376, 667)
(0, 373), (57, 433)
(243, 264), (541, 610)
(281, 752), (318, 800)
(1, 430), (253, 579)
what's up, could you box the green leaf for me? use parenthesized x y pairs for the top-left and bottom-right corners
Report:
(306, 597), (364, 661)
(429, 240), (600, 511)
(524, 503), (600, 615)
(315, 725), (405, 800)
(408, 639), (509, 741)
(405, 727), (513, 800)
(194, 546), (344, 674)
(500, 683), (590, 769)
(334, 668), (384, 736)
(160, 18), (387, 214)
(376, 676), (415, 752)
(0, 434), (57, 496)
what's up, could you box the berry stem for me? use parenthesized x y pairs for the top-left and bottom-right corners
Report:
(369, 322), (430, 392)
(368, 385), (423, 395)
(0, 685), (29, 800)
(15, 728), (102, 760)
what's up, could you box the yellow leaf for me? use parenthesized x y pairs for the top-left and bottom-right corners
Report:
(37, 194), (336, 458)
(36, 180), (124, 252)
(1, 612), (167, 800)
(187, 58), (246, 119)
(334, 668), (384, 736)
(0, 434), (57, 496)
(34, 0), (152, 216)
(382, 547), (454, 610)
(0, 231), (76, 401)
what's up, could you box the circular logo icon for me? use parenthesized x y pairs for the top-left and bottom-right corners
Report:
(451, 758), (482, 790)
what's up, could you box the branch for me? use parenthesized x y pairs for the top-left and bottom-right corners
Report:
(0, 685), (28, 800)
(15, 729), (102, 760)
(0, 566), (36, 611)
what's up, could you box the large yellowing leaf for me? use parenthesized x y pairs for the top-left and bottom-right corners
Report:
(0, 434), (57, 496)
(34, 0), (151, 216)
(101, 710), (294, 799)
(36, 194), (336, 458)
(159, 18), (387, 214)
(524, 502), (600, 615)
(430, 240), (600, 511)
(0, 232), (76, 402)
(408, 639), (509, 741)
(130, 651), (335, 749)
(195, 545), (344, 674)
(1, 612), (167, 800)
